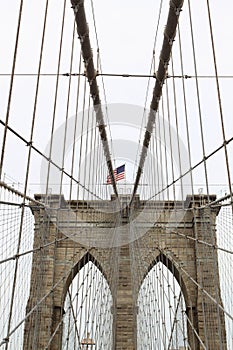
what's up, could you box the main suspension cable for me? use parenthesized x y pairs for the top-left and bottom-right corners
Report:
(70, 0), (118, 197)
(131, 0), (184, 203)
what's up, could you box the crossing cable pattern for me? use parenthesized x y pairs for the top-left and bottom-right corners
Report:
(71, 0), (118, 197)
(131, 0), (184, 202)
(0, 0), (116, 348)
(130, 0), (233, 348)
(0, 0), (233, 349)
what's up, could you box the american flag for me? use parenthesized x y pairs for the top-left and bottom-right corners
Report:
(107, 164), (125, 184)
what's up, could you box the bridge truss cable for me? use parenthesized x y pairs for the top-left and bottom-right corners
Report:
(133, 0), (164, 180)
(131, 0), (233, 347)
(70, 0), (118, 198)
(0, 0), (233, 349)
(0, 0), (117, 347)
(131, 0), (184, 203)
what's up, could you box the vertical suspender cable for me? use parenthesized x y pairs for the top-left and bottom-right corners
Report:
(3, 1), (50, 348)
(131, 0), (184, 203)
(70, 0), (118, 198)
(206, 0), (233, 201)
(0, 0), (24, 179)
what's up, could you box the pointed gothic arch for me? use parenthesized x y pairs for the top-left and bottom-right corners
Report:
(145, 252), (190, 308)
(61, 253), (113, 349)
(137, 253), (189, 349)
(62, 251), (110, 304)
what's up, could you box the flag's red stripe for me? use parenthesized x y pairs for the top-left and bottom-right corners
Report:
(106, 167), (125, 183)
(116, 174), (125, 180)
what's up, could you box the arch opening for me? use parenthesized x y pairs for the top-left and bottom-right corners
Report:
(137, 260), (189, 350)
(62, 257), (113, 349)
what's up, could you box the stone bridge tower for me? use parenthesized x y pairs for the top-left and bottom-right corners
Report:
(23, 194), (226, 350)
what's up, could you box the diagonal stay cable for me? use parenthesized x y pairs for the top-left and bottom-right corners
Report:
(131, 0), (184, 203)
(0, 120), (102, 200)
(70, 0), (118, 197)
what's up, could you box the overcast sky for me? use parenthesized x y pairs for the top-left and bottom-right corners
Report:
(0, 2), (233, 348)
(0, 0), (233, 198)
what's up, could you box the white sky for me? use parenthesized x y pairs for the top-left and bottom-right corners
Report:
(0, 2), (233, 347)
(0, 0), (233, 198)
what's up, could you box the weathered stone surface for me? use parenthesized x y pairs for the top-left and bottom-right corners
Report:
(23, 195), (226, 349)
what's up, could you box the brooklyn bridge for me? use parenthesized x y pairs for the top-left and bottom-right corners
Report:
(0, 0), (233, 349)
